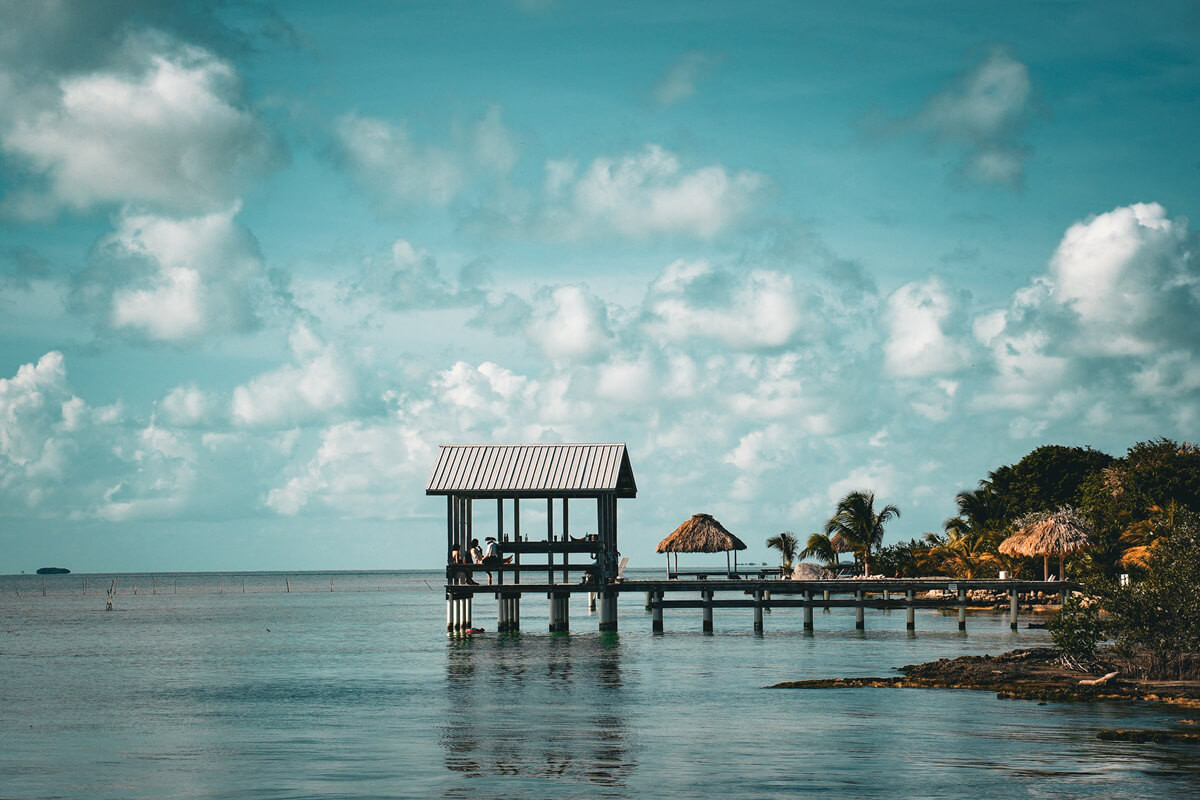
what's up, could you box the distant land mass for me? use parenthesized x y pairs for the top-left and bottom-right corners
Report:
(36, 567), (70, 575)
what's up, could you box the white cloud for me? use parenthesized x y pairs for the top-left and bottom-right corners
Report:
(1047, 202), (1196, 356)
(160, 385), (217, 426)
(73, 205), (267, 342)
(906, 47), (1034, 186)
(334, 106), (518, 209)
(540, 145), (765, 238)
(652, 51), (721, 106)
(526, 285), (615, 362)
(2, 39), (278, 217)
(644, 259), (803, 349)
(883, 276), (969, 377)
(231, 325), (358, 427)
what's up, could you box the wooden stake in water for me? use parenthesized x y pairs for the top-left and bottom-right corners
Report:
(153, 576), (157, 595)
(106, 579), (116, 611)
(285, 577), (290, 593)
(330, 578), (334, 592)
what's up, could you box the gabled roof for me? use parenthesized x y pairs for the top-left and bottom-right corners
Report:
(425, 443), (637, 498)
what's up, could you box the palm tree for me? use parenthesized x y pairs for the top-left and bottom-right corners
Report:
(798, 532), (842, 568)
(766, 531), (799, 574)
(823, 490), (900, 577)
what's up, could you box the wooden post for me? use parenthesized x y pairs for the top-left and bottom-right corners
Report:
(547, 498), (555, 585)
(644, 591), (653, 611)
(753, 590), (764, 632)
(599, 591), (617, 632)
(497, 498), (504, 587)
(588, 592), (597, 612)
(702, 590), (714, 633)
(652, 591), (664, 633)
(803, 590), (814, 631)
(958, 586), (967, 631)
(764, 589), (772, 613)
(514, 498), (521, 585)
(562, 498), (569, 583)
(1009, 587), (1019, 631)
(906, 588), (915, 631)
(549, 591), (569, 632)
(855, 590), (865, 629)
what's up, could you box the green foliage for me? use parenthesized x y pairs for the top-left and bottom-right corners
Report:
(1095, 508), (1200, 679)
(986, 444), (1114, 523)
(823, 490), (899, 577)
(765, 531), (799, 572)
(1047, 596), (1106, 670)
(873, 539), (925, 578)
(798, 532), (840, 567)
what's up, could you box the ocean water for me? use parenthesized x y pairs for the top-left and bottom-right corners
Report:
(2, 569), (1197, 799)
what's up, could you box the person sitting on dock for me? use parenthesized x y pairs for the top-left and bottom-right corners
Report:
(451, 543), (480, 586)
(481, 536), (501, 584)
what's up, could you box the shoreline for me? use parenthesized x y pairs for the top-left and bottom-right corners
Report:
(769, 647), (1200, 709)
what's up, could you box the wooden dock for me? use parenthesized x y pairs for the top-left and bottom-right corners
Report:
(445, 576), (1081, 634)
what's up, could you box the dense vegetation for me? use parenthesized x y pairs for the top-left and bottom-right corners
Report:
(763, 436), (1200, 680)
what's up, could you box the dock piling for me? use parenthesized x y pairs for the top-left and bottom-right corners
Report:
(702, 590), (714, 633)
(1009, 588), (1019, 631)
(598, 591), (617, 632)
(854, 590), (865, 630)
(651, 591), (663, 633)
(957, 586), (967, 631)
(906, 589), (915, 631)
(549, 592), (570, 632)
(753, 590), (764, 633)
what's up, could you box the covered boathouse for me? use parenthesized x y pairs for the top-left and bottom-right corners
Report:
(426, 443), (637, 633)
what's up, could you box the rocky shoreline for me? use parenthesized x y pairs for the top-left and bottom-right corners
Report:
(769, 647), (1200, 710)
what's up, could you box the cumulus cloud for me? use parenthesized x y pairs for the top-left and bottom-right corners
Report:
(652, 51), (721, 106)
(333, 105), (518, 210)
(72, 205), (268, 342)
(883, 276), (970, 377)
(525, 285), (616, 362)
(539, 145), (765, 238)
(1047, 202), (1198, 356)
(1, 35), (279, 218)
(643, 259), (803, 349)
(348, 238), (486, 310)
(901, 47), (1035, 186)
(160, 385), (218, 427)
(231, 324), (358, 427)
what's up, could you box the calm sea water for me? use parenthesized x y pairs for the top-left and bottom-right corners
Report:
(2, 569), (1197, 799)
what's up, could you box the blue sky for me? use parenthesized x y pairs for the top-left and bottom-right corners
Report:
(1, 1), (1198, 572)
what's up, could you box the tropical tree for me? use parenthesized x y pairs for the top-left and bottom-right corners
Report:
(823, 490), (900, 577)
(798, 532), (842, 568)
(765, 531), (799, 573)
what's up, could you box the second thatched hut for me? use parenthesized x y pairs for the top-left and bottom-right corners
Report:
(999, 508), (1091, 581)
(657, 513), (747, 576)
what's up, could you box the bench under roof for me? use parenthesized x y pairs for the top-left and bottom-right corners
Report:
(425, 443), (637, 499)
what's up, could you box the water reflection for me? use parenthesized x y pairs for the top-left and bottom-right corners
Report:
(441, 633), (634, 796)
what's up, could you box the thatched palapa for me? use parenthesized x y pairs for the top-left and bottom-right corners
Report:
(999, 508), (1091, 581)
(657, 513), (747, 576)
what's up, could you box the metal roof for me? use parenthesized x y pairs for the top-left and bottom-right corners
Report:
(425, 443), (637, 498)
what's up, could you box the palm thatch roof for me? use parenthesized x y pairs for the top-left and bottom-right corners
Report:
(999, 510), (1091, 557)
(656, 513), (747, 553)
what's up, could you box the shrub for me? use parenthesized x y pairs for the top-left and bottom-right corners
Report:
(1047, 596), (1105, 671)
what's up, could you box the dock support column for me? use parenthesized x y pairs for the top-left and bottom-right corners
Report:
(652, 591), (663, 633)
(588, 592), (597, 613)
(702, 590), (714, 633)
(549, 592), (569, 633)
(753, 591), (764, 633)
(1009, 588), (1019, 631)
(498, 593), (520, 632)
(906, 589), (915, 631)
(599, 591), (618, 632)
(855, 590), (865, 630)
(447, 595), (472, 634)
(645, 591), (653, 611)
(804, 590), (814, 631)
(957, 586), (967, 631)
(763, 590), (772, 613)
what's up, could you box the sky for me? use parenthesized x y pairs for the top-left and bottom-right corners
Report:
(1, 0), (1198, 572)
